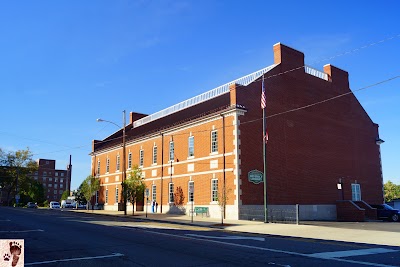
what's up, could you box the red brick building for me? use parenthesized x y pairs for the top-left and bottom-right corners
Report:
(91, 43), (384, 221)
(32, 158), (72, 202)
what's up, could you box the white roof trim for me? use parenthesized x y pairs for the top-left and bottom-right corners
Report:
(133, 63), (277, 128)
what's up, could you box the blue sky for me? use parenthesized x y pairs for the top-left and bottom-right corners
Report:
(1, 1), (399, 190)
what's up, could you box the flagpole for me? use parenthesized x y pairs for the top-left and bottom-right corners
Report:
(262, 75), (268, 223)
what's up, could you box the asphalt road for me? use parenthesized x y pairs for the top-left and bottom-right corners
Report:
(0, 207), (399, 267)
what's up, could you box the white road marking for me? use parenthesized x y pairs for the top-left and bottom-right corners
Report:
(309, 248), (398, 259)
(186, 233), (265, 241)
(0, 229), (44, 233)
(25, 252), (124, 265)
(138, 228), (398, 267)
(268, 263), (291, 267)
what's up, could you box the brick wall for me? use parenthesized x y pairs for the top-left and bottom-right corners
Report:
(336, 201), (365, 222)
(237, 44), (383, 206)
(94, 109), (240, 212)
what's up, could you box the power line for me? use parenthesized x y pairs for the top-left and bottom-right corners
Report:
(3, 34), (399, 155)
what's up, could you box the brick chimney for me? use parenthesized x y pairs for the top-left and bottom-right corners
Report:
(273, 43), (305, 70)
(229, 84), (237, 106)
(323, 64), (350, 89)
(129, 112), (148, 124)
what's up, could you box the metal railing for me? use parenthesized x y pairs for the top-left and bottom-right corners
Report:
(133, 64), (277, 128)
(305, 65), (329, 81)
(239, 205), (299, 224)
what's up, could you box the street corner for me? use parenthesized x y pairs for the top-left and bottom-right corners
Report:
(0, 239), (24, 267)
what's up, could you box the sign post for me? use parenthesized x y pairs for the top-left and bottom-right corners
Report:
(189, 183), (194, 223)
(145, 188), (150, 218)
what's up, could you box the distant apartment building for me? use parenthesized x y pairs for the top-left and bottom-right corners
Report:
(31, 158), (72, 202)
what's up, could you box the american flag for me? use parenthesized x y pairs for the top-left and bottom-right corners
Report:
(261, 77), (266, 109)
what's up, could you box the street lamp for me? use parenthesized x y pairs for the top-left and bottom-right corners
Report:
(97, 110), (127, 215)
(375, 138), (385, 145)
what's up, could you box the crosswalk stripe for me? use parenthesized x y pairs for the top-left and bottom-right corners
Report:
(309, 248), (398, 259)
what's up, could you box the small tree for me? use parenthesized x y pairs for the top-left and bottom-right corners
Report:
(80, 175), (100, 210)
(217, 186), (231, 225)
(124, 165), (146, 215)
(60, 190), (70, 202)
(174, 186), (185, 207)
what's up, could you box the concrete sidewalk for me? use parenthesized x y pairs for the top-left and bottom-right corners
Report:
(69, 209), (400, 247)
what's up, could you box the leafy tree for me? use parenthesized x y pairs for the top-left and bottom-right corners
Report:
(26, 180), (46, 205)
(73, 187), (86, 206)
(124, 165), (146, 215)
(384, 180), (400, 203)
(60, 190), (70, 202)
(80, 175), (100, 210)
(0, 148), (37, 206)
(174, 186), (185, 207)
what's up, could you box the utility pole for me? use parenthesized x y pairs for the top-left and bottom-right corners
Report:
(122, 110), (127, 215)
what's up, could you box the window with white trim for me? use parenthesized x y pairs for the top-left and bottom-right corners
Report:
(106, 158), (110, 173)
(351, 183), (361, 201)
(153, 146), (157, 164)
(96, 191), (99, 204)
(116, 155), (120, 171)
(97, 160), (100, 175)
(211, 130), (218, 153)
(169, 141), (174, 161)
(139, 149), (144, 167)
(105, 188), (108, 203)
(115, 187), (119, 203)
(169, 182), (174, 203)
(188, 181), (194, 202)
(152, 184), (157, 201)
(211, 179), (218, 202)
(128, 152), (132, 169)
(188, 136), (194, 157)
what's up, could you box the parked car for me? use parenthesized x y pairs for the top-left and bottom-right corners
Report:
(49, 201), (60, 209)
(61, 200), (75, 208)
(371, 204), (400, 222)
(26, 202), (38, 208)
(75, 203), (86, 209)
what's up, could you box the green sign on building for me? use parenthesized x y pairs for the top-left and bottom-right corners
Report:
(248, 170), (263, 184)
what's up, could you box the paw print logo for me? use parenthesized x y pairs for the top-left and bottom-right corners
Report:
(3, 253), (10, 261)
(9, 241), (22, 267)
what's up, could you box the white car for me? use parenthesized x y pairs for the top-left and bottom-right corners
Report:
(49, 201), (60, 209)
